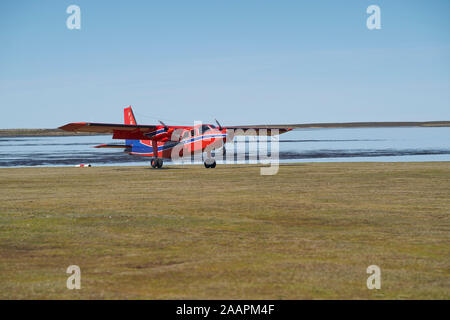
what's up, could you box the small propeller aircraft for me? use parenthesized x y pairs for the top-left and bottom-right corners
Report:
(59, 106), (292, 168)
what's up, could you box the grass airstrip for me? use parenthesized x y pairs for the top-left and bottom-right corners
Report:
(0, 162), (449, 299)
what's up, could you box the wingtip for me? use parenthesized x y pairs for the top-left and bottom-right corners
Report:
(58, 122), (87, 132)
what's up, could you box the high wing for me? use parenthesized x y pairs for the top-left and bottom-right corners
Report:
(58, 122), (191, 140)
(59, 122), (292, 139)
(213, 119), (292, 136)
(224, 126), (292, 136)
(59, 107), (292, 141)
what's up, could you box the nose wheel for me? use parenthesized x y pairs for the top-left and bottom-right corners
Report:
(204, 159), (216, 168)
(151, 158), (163, 168)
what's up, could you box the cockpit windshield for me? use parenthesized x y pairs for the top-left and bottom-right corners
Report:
(201, 125), (212, 133)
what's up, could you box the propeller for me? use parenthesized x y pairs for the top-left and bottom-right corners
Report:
(158, 120), (169, 131)
(214, 118), (223, 130)
(214, 119), (226, 155)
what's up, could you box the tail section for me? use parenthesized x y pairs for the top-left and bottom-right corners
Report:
(124, 106), (138, 148)
(124, 106), (137, 125)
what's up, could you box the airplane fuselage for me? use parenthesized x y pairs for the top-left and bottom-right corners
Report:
(127, 124), (227, 159)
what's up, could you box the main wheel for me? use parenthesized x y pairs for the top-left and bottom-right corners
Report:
(204, 159), (216, 168)
(151, 159), (157, 168)
(156, 158), (163, 168)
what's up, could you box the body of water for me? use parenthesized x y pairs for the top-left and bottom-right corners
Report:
(0, 127), (449, 167)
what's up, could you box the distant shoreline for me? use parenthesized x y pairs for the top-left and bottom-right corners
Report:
(235, 121), (450, 129)
(0, 129), (106, 137)
(1, 121), (449, 137)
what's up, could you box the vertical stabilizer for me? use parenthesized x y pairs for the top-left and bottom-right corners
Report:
(124, 106), (137, 125)
(124, 106), (138, 148)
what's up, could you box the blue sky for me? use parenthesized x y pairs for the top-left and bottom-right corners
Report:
(0, 0), (449, 128)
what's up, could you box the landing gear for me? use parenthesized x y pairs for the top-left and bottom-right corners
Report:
(150, 139), (163, 169)
(151, 158), (163, 168)
(204, 159), (216, 168)
(204, 148), (217, 168)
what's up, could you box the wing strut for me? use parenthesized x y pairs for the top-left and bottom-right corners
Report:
(151, 139), (158, 158)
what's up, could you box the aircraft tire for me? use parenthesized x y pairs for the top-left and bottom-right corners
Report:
(157, 159), (163, 168)
(210, 161), (216, 168)
(151, 159), (157, 168)
(204, 161), (211, 168)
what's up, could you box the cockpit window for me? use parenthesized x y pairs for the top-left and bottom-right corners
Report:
(201, 125), (211, 133)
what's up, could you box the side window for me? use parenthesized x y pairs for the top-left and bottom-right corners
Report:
(181, 130), (190, 140)
(190, 129), (196, 137)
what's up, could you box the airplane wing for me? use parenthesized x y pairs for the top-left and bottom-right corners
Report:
(223, 126), (292, 136)
(59, 122), (191, 140)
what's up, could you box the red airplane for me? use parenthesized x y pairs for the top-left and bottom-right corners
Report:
(59, 106), (292, 168)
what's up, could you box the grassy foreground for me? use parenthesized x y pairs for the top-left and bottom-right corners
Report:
(0, 162), (449, 299)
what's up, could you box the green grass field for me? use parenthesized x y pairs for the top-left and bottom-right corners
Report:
(0, 162), (449, 299)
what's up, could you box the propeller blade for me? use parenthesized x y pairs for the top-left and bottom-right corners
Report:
(158, 120), (169, 130)
(215, 118), (223, 130)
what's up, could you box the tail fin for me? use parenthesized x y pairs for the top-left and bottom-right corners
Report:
(124, 106), (138, 148)
(124, 106), (137, 125)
